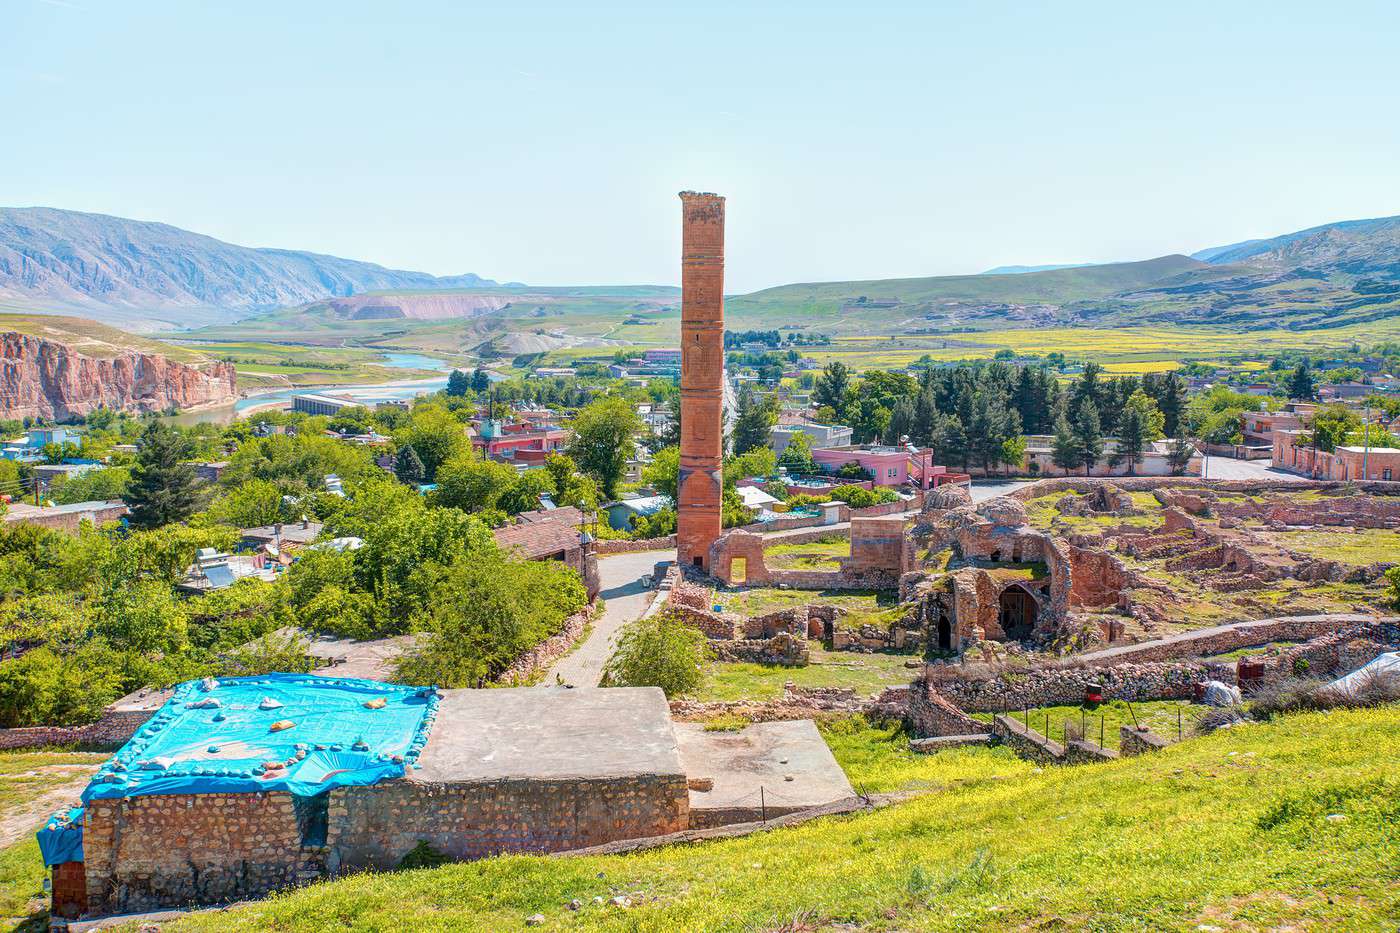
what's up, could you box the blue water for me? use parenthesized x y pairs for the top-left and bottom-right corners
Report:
(171, 351), (457, 425)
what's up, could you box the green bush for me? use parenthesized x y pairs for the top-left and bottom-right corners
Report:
(601, 608), (709, 697)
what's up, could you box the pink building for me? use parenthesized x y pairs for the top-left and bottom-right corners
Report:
(809, 445), (965, 489)
(1273, 429), (1400, 481)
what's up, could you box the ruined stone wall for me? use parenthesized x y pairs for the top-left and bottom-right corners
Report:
(712, 633), (809, 666)
(83, 792), (311, 915)
(596, 535), (678, 554)
(923, 660), (1222, 712)
(327, 775), (689, 869)
(1079, 615), (1363, 667)
(0, 710), (152, 752)
(906, 684), (985, 737)
(494, 604), (594, 685)
(841, 516), (910, 576)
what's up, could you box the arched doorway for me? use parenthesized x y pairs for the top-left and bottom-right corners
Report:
(998, 584), (1038, 641)
(937, 616), (952, 651)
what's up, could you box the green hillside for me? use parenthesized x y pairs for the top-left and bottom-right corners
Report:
(0, 312), (209, 363)
(165, 707), (1400, 932)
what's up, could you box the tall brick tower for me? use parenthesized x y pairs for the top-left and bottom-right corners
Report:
(677, 191), (726, 570)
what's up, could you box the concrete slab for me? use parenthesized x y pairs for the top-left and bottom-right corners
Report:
(412, 686), (684, 783)
(675, 720), (854, 815)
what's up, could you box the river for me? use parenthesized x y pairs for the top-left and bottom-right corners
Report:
(167, 351), (457, 426)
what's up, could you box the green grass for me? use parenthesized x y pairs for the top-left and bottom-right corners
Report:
(971, 699), (1207, 750)
(762, 536), (850, 571)
(1275, 527), (1400, 566)
(712, 587), (897, 617)
(164, 706), (1400, 931)
(696, 645), (919, 702)
(819, 715), (1032, 795)
(0, 838), (46, 927)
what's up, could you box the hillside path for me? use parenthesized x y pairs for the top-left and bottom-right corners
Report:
(547, 549), (673, 688)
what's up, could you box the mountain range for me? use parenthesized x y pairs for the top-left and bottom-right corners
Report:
(3, 206), (1400, 335)
(0, 207), (499, 331)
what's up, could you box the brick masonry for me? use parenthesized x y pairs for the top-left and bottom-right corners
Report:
(677, 191), (726, 571)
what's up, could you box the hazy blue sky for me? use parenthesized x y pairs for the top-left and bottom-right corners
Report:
(4, 0), (1399, 292)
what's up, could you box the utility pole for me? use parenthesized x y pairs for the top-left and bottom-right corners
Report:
(1362, 403), (1371, 480)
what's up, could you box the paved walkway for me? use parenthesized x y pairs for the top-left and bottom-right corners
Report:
(1076, 613), (1387, 666)
(547, 549), (673, 687)
(1199, 456), (1310, 482)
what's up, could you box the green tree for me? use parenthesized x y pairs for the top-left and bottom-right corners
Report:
(446, 370), (470, 397)
(395, 445), (426, 486)
(206, 478), (284, 527)
(732, 387), (777, 455)
(567, 396), (642, 500)
(543, 453), (599, 510)
(1122, 390), (1166, 441)
(1000, 435), (1027, 475)
(433, 454), (519, 513)
(470, 369), (492, 393)
(1074, 402), (1105, 477)
(1287, 362), (1317, 401)
(393, 405), (471, 481)
(1167, 434), (1196, 476)
(51, 466), (130, 505)
(126, 422), (202, 529)
(1051, 414), (1083, 475)
(1110, 404), (1148, 475)
(777, 432), (817, 474)
(600, 608), (708, 697)
(813, 362), (851, 414)
(642, 446), (680, 501)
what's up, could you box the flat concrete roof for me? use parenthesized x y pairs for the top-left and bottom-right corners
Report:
(675, 720), (855, 812)
(412, 687), (684, 784)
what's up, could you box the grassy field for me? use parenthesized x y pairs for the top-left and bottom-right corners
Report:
(1275, 527), (1400, 566)
(761, 536), (850, 571)
(0, 749), (107, 927)
(711, 587), (898, 618)
(696, 645), (918, 702)
(164, 706), (1400, 931)
(0, 312), (210, 363)
(970, 699), (1207, 750)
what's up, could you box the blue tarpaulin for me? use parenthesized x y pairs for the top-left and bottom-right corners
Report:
(81, 673), (439, 803)
(37, 806), (84, 866)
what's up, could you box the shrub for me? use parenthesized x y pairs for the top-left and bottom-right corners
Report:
(829, 484), (899, 508)
(601, 608), (709, 698)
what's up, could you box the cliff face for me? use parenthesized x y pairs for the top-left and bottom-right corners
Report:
(0, 332), (238, 420)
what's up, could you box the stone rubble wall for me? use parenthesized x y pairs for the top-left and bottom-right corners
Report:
(83, 792), (312, 915)
(494, 604), (594, 685)
(670, 683), (909, 723)
(327, 776), (689, 869)
(923, 660), (1221, 712)
(596, 535), (677, 554)
(0, 710), (153, 752)
(1078, 615), (1370, 668)
(711, 633), (810, 666)
(1119, 726), (1170, 756)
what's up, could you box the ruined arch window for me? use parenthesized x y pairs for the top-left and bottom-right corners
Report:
(998, 585), (1038, 641)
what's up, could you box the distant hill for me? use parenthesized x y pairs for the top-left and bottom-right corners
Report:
(1192, 215), (1400, 274)
(0, 207), (498, 330)
(980, 263), (1095, 275)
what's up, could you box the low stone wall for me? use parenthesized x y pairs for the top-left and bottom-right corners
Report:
(674, 604), (740, 639)
(712, 633), (809, 666)
(990, 714), (1064, 764)
(1006, 477), (1400, 502)
(670, 683), (909, 723)
(597, 535), (677, 554)
(766, 568), (900, 590)
(741, 511), (846, 533)
(328, 775), (689, 869)
(84, 791), (312, 915)
(1119, 726), (1170, 756)
(494, 604), (594, 685)
(924, 660), (1223, 712)
(761, 526), (851, 546)
(0, 709), (153, 752)
(906, 684), (984, 737)
(1079, 615), (1369, 667)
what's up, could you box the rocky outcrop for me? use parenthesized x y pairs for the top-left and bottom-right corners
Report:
(0, 332), (236, 420)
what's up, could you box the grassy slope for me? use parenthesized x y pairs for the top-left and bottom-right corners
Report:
(166, 707), (1400, 932)
(0, 313), (208, 363)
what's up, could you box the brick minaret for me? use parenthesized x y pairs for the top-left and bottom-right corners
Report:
(677, 191), (726, 570)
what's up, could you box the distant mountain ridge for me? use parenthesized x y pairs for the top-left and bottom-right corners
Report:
(0, 207), (499, 330)
(980, 263), (1095, 275)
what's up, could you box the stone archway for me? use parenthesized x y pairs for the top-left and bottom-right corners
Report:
(937, 616), (952, 651)
(998, 584), (1039, 641)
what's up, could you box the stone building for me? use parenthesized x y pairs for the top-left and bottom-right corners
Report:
(40, 674), (853, 919)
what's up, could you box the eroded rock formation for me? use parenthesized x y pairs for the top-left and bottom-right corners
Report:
(0, 332), (237, 420)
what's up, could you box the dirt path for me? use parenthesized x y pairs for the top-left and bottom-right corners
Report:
(547, 549), (672, 687)
(0, 765), (100, 850)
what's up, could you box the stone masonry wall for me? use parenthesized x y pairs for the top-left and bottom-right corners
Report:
(327, 775), (689, 869)
(84, 792), (311, 915)
(494, 604), (594, 685)
(0, 710), (153, 752)
(596, 535), (677, 554)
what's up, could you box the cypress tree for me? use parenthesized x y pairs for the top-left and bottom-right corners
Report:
(126, 422), (201, 529)
(1051, 414), (1083, 476)
(395, 444), (426, 486)
(1075, 402), (1105, 477)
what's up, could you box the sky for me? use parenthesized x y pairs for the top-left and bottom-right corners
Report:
(4, 0), (1400, 293)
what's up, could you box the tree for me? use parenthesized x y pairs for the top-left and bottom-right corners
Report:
(433, 454), (519, 513)
(1110, 403), (1147, 475)
(394, 445), (426, 486)
(1074, 402), (1105, 477)
(470, 369), (492, 393)
(813, 362), (851, 414)
(1051, 414), (1083, 475)
(600, 608), (708, 697)
(393, 405), (471, 482)
(126, 422), (202, 529)
(446, 370), (470, 397)
(1287, 362), (1317, 401)
(568, 397), (642, 500)
(543, 453), (599, 511)
(207, 478), (283, 527)
(1000, 435), (1027, 475)
(777, 432), (817, 474)
(1122, 390), (1166, 442)
(732, 387), (777, 455)
(1167, 434), (1196, 476)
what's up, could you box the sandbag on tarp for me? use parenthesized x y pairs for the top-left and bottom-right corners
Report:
(37, 806), (83, 866)
(81, 673), (439, 803)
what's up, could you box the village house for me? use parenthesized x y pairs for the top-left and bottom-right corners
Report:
(770, 421), (853, 456)
(1272, 428), (1400, 481)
